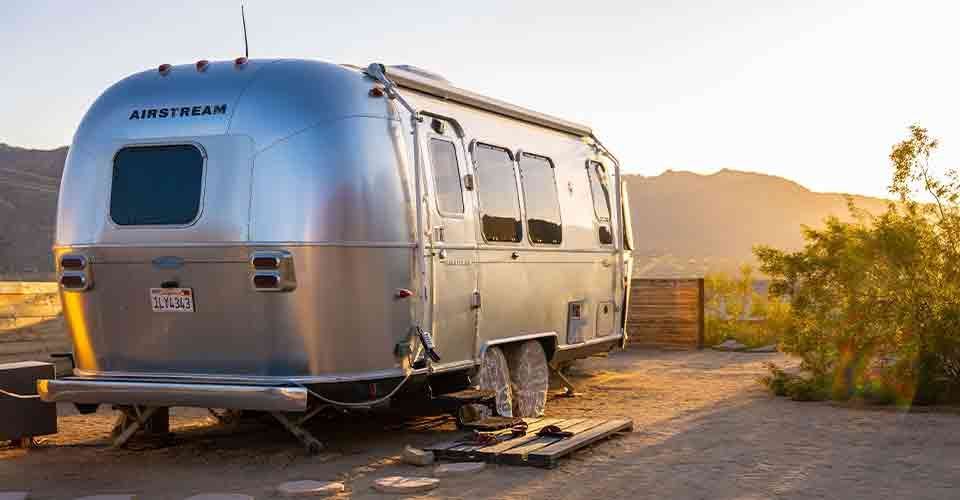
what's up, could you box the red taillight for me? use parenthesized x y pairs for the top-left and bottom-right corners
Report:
(253, 274), (279, 289)
(158, 63), (172, 75)
(60, 274), (86, 290)
(196, 60), (209, 72)
(234, 57), (248, 66)
(60, 255), (86, 270)
(395, 288), (414, 299)
(369, 87), (385, 98)
(249, 251), (295, 292)
(252, 256), (280, 269)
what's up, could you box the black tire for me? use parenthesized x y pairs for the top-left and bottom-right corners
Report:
(478, 346), (513, 417)
(506, 340), (549, 417)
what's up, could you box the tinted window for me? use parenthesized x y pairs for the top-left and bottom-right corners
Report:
(587, 161), (612, 221)
(587, 161), (614, 245)
(110, 145), (203, 226)
(429, 139), (464, 214)
(474, 143), (522, 242)
(518, 153), (562, 244)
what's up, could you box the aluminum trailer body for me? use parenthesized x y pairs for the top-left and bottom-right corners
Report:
(40, 59), (632, 415)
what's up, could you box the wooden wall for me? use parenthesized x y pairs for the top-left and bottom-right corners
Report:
(0, 282), (68, 366)
(626, 278), (704, 350)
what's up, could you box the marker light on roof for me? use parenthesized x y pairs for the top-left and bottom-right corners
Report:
(158, 63), (172, 76)
(196, 60), (209, 72)
(234, 57), (248, 67)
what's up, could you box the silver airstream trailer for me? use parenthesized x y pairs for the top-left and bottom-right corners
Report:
(38, 58), (633, 450)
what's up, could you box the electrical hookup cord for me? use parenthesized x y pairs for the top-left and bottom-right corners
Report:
(0, 388), (40, 399)
(295, 334), (426, 408)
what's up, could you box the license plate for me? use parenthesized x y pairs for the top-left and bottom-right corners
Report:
(150, 288), (195, 312)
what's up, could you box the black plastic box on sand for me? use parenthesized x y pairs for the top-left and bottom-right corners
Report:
(0, 361), (57, 442)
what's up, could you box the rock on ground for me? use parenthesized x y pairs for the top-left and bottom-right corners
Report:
(712, 339), (748, 351)
(73, 496), (137, 500)
(183, 495), (254, 500)
(434, 462), (486, 477)
(276, 480), (345, 497)
(371, 476), (440, 494)
(401, 445), (434, 466)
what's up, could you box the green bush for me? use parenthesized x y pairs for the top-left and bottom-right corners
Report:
(756, 125), (960, 406)
(758, 362), (829, 401)
(704, 266), (789, 349)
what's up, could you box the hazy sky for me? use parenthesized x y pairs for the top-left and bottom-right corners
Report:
(2, 0), (958, 198)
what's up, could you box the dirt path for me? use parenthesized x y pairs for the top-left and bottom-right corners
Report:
(2, 349), (958, 499)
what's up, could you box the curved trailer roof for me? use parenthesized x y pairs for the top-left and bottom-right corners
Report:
(377, 65), (595, 138)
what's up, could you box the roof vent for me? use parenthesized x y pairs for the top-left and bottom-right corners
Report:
(388, 65), (450, 83)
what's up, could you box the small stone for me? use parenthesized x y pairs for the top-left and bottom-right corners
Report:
(401, 445), (434, 466)
(0, 493), (29, 500)
(183, 495), (254, 500)
(433, 462), (486, 477)
(276, 480), (345, 498)
(74, 496), (137, 500)
(371, 476), (439, 494)
(712, 339), (748, 351)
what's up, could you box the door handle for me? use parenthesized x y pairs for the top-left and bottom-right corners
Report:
(511, 251), (520, 260)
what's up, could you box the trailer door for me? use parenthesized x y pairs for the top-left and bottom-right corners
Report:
(422, 117), (479, 368)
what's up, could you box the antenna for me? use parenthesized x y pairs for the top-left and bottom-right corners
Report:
(240, 3), (250, 58)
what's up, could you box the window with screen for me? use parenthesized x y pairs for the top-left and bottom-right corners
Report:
(474, 143), (522, 243)
(110, 145), (204, 226)
(518, 153), (562, 244)
(429, 138), (464, 215)
(587, 161), (614, 245)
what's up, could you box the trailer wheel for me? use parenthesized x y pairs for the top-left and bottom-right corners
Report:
(507, 340), (549, 417)
(478, 346), (513, 417)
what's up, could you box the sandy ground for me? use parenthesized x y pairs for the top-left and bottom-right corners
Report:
(2, 349), (959, 499)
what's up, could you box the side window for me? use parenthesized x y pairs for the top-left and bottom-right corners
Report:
(518, 152), (562, 244)
(474, 143), (522, 243)
(587, 161), (614, 245)
(429, 138), (464, 215)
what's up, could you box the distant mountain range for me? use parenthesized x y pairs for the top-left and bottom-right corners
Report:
(625, 169), (892, 277)
(0, 143), (894, 278)
(0, 144), (66, 278)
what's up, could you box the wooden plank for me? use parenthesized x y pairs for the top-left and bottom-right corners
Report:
(427, 417), (544, 452)
(496, 419), (607, 465)
(527, 418), (634, 468)
(627, 278), (704, 350)
(428, 418), (633, 468)
(474, 418), (584, 455)
(0, 282), (59, 294)
(427, 418), (572, 462)
(448, 418), (562, 453)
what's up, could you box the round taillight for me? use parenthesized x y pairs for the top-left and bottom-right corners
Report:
(253, 274), (279, 289)
(395, 288), (414, 299)
(234, 56), (248, 67)
(60, 255), (86, 270)
(369, 87), (385, 98)
(60, 274), (86, 290)
(252, 256), (280, 269)
(158, 63), (172, 75)
(196, 60), (209, 72)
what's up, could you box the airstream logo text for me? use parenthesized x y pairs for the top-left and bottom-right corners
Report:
(129, 104), (227, 120)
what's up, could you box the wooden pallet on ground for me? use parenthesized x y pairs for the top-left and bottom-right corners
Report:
(425, 417), (633, 469)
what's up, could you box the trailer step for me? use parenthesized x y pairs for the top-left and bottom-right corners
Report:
(425, 417), (633, 469)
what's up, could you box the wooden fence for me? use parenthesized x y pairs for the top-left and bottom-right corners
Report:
(626, 278), (705, 350)
(0, 282), (68, 365)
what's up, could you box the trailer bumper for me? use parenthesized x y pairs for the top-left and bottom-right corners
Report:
(37, 377), (308, 412)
